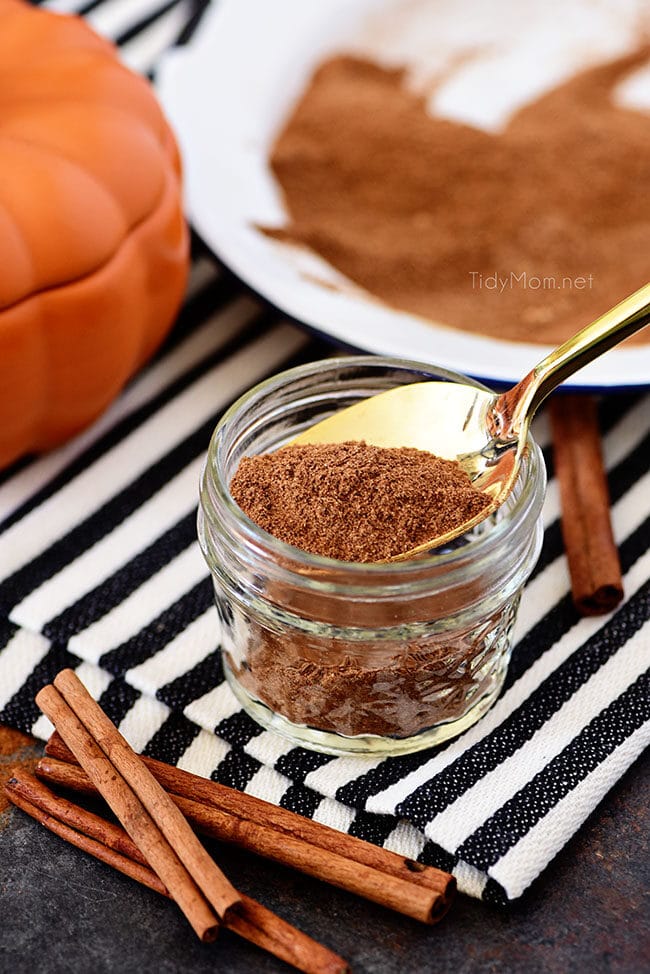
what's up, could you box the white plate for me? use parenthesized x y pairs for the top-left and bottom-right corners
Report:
(156, 0), (650, 389)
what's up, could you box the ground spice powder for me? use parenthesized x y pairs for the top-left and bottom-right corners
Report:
(230, 440), (490, 561)
(0, 726), (39, 821)
(227, 597), (517, 739)
(267, 49), (650, 345)
(223, 443), (516, 740)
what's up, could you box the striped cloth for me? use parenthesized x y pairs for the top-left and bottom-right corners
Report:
(2, 0), (649, 905)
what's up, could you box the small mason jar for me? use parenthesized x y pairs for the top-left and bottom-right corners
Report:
(198, 357), (545, 756)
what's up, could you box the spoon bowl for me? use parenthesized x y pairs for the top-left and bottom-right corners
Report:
(291, 282), (650, 559)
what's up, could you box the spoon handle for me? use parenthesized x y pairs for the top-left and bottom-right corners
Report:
(497, 282), (650, 437)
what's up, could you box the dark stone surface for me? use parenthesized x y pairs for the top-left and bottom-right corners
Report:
(1, 741), (648, 974)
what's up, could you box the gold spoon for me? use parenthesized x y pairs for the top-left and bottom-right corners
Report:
(290, 282), (650, 560)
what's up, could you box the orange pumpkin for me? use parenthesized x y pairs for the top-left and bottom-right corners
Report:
(0, 0), (189, 468)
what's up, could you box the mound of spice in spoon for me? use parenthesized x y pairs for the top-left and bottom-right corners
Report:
(230, 440), (490, 561)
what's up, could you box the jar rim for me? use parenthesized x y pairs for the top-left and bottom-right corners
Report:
(203, 355), (545, 580)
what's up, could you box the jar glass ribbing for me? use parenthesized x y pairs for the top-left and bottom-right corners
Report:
(198, 357), (545, 756)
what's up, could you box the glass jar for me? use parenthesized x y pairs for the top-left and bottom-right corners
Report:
(198, 357), (545, 756)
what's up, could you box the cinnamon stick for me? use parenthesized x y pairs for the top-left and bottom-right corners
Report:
(35, 683), (223, 941)
(42, 734), (455, 922)
(549, 395), (624, 615)
(51, 669), (240, 919)
(5, 776), (169, 895)
(37, 756), (440, 926)
(4, 773), (349, 974)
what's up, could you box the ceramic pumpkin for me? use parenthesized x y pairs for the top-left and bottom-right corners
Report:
(0, 0), (189, 468)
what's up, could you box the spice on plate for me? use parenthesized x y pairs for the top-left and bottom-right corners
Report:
(230, 440), (490, 561)
(266, 49), (650, 345)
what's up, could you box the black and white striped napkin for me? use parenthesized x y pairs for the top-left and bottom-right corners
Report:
(2, 0), (649, 904)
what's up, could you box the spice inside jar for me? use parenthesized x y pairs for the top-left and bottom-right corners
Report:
(229, 440), (490, 562)
(198, 357), (545, 755)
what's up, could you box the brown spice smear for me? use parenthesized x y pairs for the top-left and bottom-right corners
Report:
(230, 441), (489, 561)
(267, 49), (650, 345)
(0, 725), (39, 819)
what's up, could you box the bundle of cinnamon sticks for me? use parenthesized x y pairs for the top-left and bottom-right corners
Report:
(4, 670), (456, 973)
